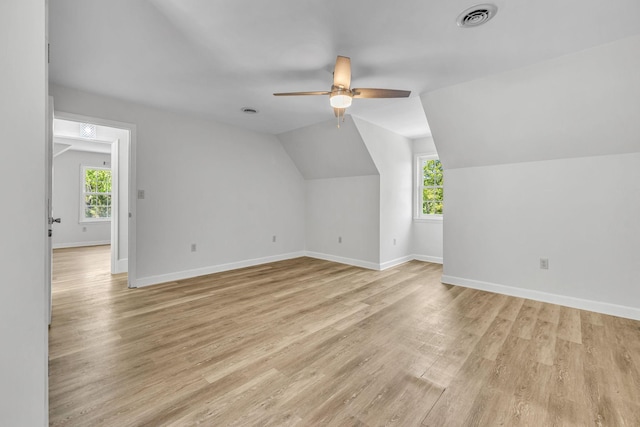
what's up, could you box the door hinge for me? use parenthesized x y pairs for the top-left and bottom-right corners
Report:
(47, 43), (50, 64)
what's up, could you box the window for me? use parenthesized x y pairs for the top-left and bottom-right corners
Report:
(417, 155), (443, 218)
(81, 166), (112, 221)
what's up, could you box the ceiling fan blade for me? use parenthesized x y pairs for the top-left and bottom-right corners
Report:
(333, 56), (351, 89)
(333, 107), (346, 118)
(352, 88), (411, 98)
(273, 91), (331, 96)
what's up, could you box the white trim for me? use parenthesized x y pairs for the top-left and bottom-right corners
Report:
(441, 275), (640, 321)
(133, 253), (445, 288)
(413, 217), (443, 224)
(79, 218), (111, 224)
(379, 255), (414, 270)
(413, 254), (443, 264)
(132, 252), (306, 288)
(110, 140), (120, 274)
(114, 258), (128, 274)
(53, 240), (110, 249)
(304, 251), (380, 270)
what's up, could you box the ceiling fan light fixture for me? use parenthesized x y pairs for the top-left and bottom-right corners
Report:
(275, 56), (410, 118)
(330, 92), (352, 109)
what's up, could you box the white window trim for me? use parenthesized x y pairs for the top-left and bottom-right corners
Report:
(415, 153), (443, 221)
(80, 165), (112, 223)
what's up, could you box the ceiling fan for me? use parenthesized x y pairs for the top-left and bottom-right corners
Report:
(274, 56), (411, 126)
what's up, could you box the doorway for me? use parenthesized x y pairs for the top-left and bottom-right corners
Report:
(46, 109), (138, 325)
(48, 110), (137, 287)
(51, 117), (129, 275)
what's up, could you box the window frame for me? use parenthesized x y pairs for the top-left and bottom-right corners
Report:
(80, 165), (112, 223)
(415, 154), (443, 222)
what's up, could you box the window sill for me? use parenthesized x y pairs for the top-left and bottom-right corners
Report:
(413, 216), (443, 224)
(79, 219), (111, 224)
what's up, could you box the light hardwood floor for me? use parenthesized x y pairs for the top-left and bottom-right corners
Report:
(49, 246), (640, 426)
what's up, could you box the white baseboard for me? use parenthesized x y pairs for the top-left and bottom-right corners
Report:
(132, 251), (444, 289)
(304, 251), (380, 270)
(132, 252), (305, 288)
(379, 255), (415, 270)
(112, 258), (128, 274)
(441, 275), (640, 321)
(53, 240), (110, 249)
(303, 252), (441, 270)
(412, 254), (443, 264)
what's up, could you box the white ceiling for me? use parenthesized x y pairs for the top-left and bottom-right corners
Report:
(49, 0), (640, 138)
(53, 118), (128, 154)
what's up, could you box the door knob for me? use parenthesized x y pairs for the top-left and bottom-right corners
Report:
(52, 217), (61, 224)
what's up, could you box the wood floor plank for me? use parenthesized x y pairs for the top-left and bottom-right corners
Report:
(49, 246), (640, 426)
(558, 305), (583, 344)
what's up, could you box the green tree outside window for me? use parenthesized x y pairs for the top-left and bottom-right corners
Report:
(83, 167), (112, 219)
(422, 159), (443, 215)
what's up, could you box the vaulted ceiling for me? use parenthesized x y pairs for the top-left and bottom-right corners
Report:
(49, 0), (640, 137)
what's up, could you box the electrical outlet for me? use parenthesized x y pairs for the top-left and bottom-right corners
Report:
(191, 243), (197, 252)
(393, 238), (397, 246)
(272, 235), (276, 243)
(137, 189), (145, 200)
(540, 258), (549, 269)
(82, 226), (87, 232)
(338, 236), (342, 243)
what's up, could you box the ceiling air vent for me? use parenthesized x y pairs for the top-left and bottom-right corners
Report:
(241, 107), (259, 114)
(457, 4), (498, 28)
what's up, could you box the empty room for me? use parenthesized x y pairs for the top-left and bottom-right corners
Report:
(2, 0), (640, 426)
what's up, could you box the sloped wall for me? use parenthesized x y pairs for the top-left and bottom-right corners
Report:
(278, 116), (382, 266)
(278, 115), (378, 179)
(422, 35), (640, 319)
(423, 35), (640, 170)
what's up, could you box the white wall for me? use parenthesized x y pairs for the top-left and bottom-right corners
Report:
(412, 137), (443, 263)
(53, 150), (112, 247)
(278, 116), (383, 268)
(306, 176), (380, 268)
(0, 0), (48, 425)
(443, 153), (640, 319)
(278, 116), (378, 179)
(51, 84), (306, 287)
(422, 35), (640, 319)
(353, 117), (413, 267)
(423, 35), (640, 170)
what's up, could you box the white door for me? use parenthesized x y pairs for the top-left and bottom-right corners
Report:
(46, 96), (54, 325)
